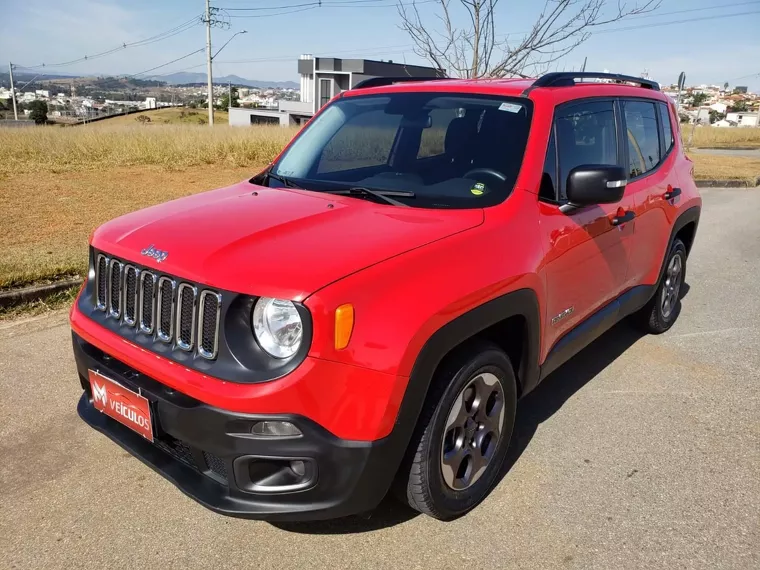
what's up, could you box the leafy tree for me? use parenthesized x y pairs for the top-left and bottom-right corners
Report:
(28, 100), (48, 124)
(690, 92), (709, 107)
(708, 110), (724, 124)
(730, 100), (748, 112)
(218, 86), (240, 110)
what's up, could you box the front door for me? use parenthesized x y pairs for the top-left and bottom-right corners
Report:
(538, 99), (635, 360)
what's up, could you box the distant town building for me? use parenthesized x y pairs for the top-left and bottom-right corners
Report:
(229, 55), (443, 127)
(734, 86), (748, 94)
(145, 97), (157, 109)
(725, 111), (759, 127)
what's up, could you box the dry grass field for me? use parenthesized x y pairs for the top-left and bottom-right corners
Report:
(87, 107), (230, 127)
(1, 122), (758, 292)
(686, 126), (760, 149)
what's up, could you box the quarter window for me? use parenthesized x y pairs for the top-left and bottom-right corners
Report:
(555, 100), (618, 200)
(659, 102), (674, 153)
(624, 101), (661, 177)
(539, 128), (558, 202)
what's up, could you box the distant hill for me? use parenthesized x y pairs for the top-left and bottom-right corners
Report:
(150, 72), (298, 89)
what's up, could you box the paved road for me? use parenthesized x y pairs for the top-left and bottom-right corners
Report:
(690, 147), (760, 159)
(2, 189), (758, 570)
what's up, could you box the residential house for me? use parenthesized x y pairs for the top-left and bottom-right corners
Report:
(229, 55), (443, 127)
(725, 111), (759, 127)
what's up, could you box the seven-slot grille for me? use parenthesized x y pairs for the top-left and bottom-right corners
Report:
(94, 253), (221, 360)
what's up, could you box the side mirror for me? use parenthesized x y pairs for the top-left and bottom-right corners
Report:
(565, 165), (627, 207)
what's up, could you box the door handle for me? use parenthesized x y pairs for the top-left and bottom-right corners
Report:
(611, 210), (635, 226)
(664, 187), (682, 200)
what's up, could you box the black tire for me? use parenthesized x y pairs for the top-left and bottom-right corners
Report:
(394, 341), (517, 520)
(633, 238), (687, 334)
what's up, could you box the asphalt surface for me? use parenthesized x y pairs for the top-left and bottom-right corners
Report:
(1, 188), (758, 570)
(689, 148), (760, 159)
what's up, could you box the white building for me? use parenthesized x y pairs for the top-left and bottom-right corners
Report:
(725, 111), (759, 127)
(145, 97), (157, 109)
(709, 102), (728, 115)
(35, 89), (50, 99)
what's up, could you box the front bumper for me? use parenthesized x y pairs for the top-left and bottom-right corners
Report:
(73, 333), (400, 521)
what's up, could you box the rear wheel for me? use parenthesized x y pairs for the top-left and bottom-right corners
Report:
(634, 238), (686, 334)
(395, 342), (517, 520)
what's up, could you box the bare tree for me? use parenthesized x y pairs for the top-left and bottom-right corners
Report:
(398, 0), (660, 78)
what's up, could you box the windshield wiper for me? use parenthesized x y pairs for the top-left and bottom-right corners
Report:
(267, 171), (303, 189)
(324, 187), (415, 207)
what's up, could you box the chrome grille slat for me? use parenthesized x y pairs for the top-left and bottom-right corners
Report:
(139, 271), (156, 334)
(108, 259), (123, 318)
(175, 283), (197, 351)
(198, 291), (222, 360)
(156, 277), (176, 343)
(93, 252), (221, 360)
(95, 254), (108, 310)
(123, 265), (139, 326)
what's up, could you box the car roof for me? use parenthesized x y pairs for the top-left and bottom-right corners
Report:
(340, 74), (668, 102)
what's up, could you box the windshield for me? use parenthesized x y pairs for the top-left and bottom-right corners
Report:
(268, 92), (533, 208)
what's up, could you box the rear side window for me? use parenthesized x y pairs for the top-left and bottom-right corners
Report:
(555, 100), (618, 200)
(659, 102), (674, 153)
(624, 101), (661, 177)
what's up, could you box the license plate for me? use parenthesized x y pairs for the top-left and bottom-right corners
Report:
(89, 370), (154, 442)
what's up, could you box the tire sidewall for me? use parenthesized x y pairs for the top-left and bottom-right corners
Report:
(422, 349), (517, 517)
(656, 239), (687, 328)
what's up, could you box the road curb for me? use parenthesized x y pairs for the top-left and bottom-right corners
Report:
(0, 277), (82, 308)
(695, 177), (760, 188)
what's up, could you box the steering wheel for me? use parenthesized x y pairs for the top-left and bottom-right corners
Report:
(463, 168), (507, 184)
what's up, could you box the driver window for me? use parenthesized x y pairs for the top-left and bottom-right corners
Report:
(317, 109), (401, 174)
(555, 100), (618, 200)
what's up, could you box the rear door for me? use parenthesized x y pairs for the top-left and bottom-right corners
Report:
(621, 98), (678, 287)
(538, 99), (636, 358)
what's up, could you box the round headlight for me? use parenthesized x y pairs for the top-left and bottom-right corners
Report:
(252, 297), (303, 359)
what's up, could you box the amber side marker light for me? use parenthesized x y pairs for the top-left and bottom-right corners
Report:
(334, 304), (355, 350)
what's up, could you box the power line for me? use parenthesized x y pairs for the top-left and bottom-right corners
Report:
(127, 48), (207, 78)
(221, 0), (438, 16)
(592, 9), (760, 35)
(17, 15), (203, 70)
(614, 0), (760, 20)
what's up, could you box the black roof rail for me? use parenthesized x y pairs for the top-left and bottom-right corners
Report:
(528, 72), (660, 92)
(352, 76), (448, 90)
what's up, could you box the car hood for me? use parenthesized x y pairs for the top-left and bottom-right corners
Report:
(91, 180), (484, 300)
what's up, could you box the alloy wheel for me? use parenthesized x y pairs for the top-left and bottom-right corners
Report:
(661, 253), (683, 319)
(440, 372), (505, 491)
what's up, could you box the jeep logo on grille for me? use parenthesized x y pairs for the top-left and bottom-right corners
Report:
(141, 244), (168, 263)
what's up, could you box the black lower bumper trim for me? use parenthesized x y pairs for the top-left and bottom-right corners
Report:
(73, 332), (399, 521)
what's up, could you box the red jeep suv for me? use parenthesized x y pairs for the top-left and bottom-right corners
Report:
(71, 72), (701, 521)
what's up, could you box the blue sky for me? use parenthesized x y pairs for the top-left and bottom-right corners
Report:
(1, 0), (759, 90)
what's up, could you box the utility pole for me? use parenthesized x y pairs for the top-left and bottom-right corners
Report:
(228, 81), (231, 110)
(8, 62), (19, 121)
(205, 0), (214, 126)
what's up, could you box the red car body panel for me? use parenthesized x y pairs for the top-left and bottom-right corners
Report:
(71, 305), (406, 441)
(73, 78), (702, 446)
(91, 183), (483, 301)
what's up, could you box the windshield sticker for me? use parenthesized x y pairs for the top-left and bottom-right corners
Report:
(498, 102), (522, 113)
(470, 182), (486, 196)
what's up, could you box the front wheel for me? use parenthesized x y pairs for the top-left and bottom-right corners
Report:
(395, 342), (517, 520)
(633, 238), (687, 334)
